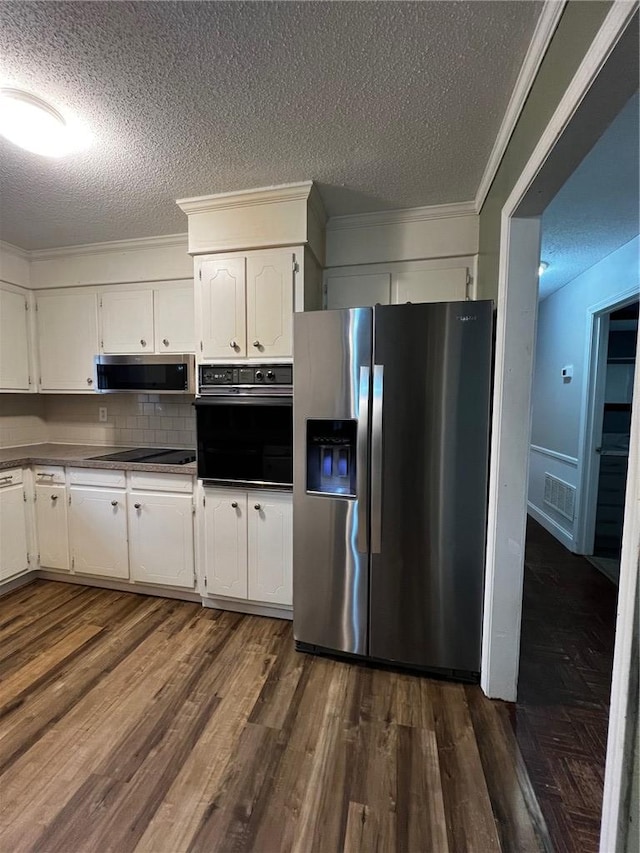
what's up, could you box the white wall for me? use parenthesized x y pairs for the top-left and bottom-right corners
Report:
(0, 242), (30, 288)
(528, 236), (640, 547)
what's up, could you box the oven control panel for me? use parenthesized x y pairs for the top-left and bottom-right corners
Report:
(199, 363), (293, 389)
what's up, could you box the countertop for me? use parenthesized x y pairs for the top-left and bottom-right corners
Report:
(0, 444), (197, 475)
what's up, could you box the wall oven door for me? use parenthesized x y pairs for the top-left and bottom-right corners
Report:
(195, 395), (293, 488)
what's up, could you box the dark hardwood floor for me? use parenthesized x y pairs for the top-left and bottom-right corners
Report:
(0, 579), (553, 853)
(513, 518), (618, 853)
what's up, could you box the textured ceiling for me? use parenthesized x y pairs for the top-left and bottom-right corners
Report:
(539, 93), (639, 300)
(0, 0), (543, 250)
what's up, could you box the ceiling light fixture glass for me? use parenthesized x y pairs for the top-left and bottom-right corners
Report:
(538, 261), (549, 276)
(0, 88), (92, 157)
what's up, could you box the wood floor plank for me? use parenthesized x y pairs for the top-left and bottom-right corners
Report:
(0, 581), (556, 853)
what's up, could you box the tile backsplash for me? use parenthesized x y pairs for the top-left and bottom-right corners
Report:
(0, 393), (195, 449)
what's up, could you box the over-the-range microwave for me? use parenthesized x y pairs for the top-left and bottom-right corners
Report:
(94, 354), (196, 394)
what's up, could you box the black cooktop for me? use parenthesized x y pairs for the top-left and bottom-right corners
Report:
(88, 448), (196, 465)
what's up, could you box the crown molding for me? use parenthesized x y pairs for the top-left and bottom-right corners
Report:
(177, 181), (315, 216)
(0, 240), (29, 259)
(28, 232), (189, 261)
(326, 200), (477, 232)
(475, 0), (567, 212)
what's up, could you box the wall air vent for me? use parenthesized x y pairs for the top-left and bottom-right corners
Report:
(543, 473), (576, 521)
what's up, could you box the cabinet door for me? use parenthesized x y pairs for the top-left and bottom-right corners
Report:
(202, 490), (247, 598)
(246, 252), (293, 358)
(100, 290), (154, 354)
(198, 258), (246, 359)
(247, 491), (292, 605)
(129, 492), (194, 587)
(0, 482), (29, 581)
(69, 487), (129, 579)
(154, 287), (195, 353)
(35, 485), (70, 571)
(392, 267), (468, 304)
(0, 287), (31, 391)
(325, 273), (391, 310)
(37, 293), (98, 391)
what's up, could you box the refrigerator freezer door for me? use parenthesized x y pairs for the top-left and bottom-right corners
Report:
(369, 301), (493, 673)
(293, 308), (372, 655)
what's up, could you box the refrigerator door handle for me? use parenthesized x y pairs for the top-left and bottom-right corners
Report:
(371, 364), (384, 553)
(356, 366), (370, 553)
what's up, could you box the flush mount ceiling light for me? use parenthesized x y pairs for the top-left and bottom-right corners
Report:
(0, 88), (92, 157)
(538, 261), (549, 276)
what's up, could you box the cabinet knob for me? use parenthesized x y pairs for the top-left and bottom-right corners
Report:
(162, 338), (169, 347)
(140, 339), (147, 347)
(87, 377), (93, 385)
(229, 340), (238, 349)
(51, 494), (58, 502)
(253, 340), (261, 348)
(231, 501), (238, 508)
(134, 502), (142, 510)
(111, 500), (118, 507)
(254, 503), (261, 511)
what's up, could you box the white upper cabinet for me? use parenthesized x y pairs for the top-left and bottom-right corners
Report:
(100, 290), (154, 353)
(197, 257), (246, 359)
(196, 250), (295, 361)
(0, 286), (31, 391)
(326, 273), (391, 310)
(154, 286), (194, 353)
(37, 292), (99, 392)
(99, 285), (194, 355)
(392, 267), (468, 304)
(246, 252), (293, 359)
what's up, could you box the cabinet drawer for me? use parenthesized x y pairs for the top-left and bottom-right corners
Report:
(34, 466), (66, 485)
(68, 467), (126, 488)
(0, 468), (23, 488)
(129, 472), (193, 493)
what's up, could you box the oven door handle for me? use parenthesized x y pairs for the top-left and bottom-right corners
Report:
(193, 395), (292, 407)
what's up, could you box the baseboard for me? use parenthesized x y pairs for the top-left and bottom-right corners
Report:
(36, 570), (201, 603)
(527, 501), (576, 551)
(202, 596), (293, 621)
(0, 570), (38, 598)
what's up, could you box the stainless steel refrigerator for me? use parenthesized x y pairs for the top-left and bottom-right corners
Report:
(293, 300), (493, 678)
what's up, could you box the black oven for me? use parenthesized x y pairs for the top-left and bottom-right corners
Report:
(195, 364), (293, 488)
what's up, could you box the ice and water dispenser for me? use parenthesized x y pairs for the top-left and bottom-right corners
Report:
(306, 420), (357, 497)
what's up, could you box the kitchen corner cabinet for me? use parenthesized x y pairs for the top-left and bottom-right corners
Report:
(35, 475), (70, 572)
(196, 250), (294, 360)
(36, 292), (99, 392)
(201, 488), (292, 606)
(0, 469), (30, 581)
(99, 285), (195, 355)
(0, 286), (32, 392)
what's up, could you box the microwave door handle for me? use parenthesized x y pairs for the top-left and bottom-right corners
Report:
(370, 365), (384, 554)
(356, 366), (370, 553)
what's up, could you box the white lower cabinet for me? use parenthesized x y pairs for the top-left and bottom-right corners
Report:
(128, 491), (194, 587)
(35, 484), (70, 571)
(0, 469), (30, 581)
(69, 487), (129, 579)
(202, 487), (292, 607)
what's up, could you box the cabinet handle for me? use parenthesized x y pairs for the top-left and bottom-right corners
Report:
(140, 339), (147, 347)
(0, 475), (13, 484)
(231, 501), (238, 508)
(162, 338), (169, 347)
(38, 472), (55, 479)
(253, 340), (261, 348)
(254, 503), (261, 511)
(111, 500), (118, 507)
(229, 340), (237, 349)
(134, 502), (142, 510)
(51, 494), (58, 502)
(87, 378), (93, 385)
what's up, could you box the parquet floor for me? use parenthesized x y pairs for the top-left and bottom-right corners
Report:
(513, 518), (618, 853)
(0, 579), (553, 853)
